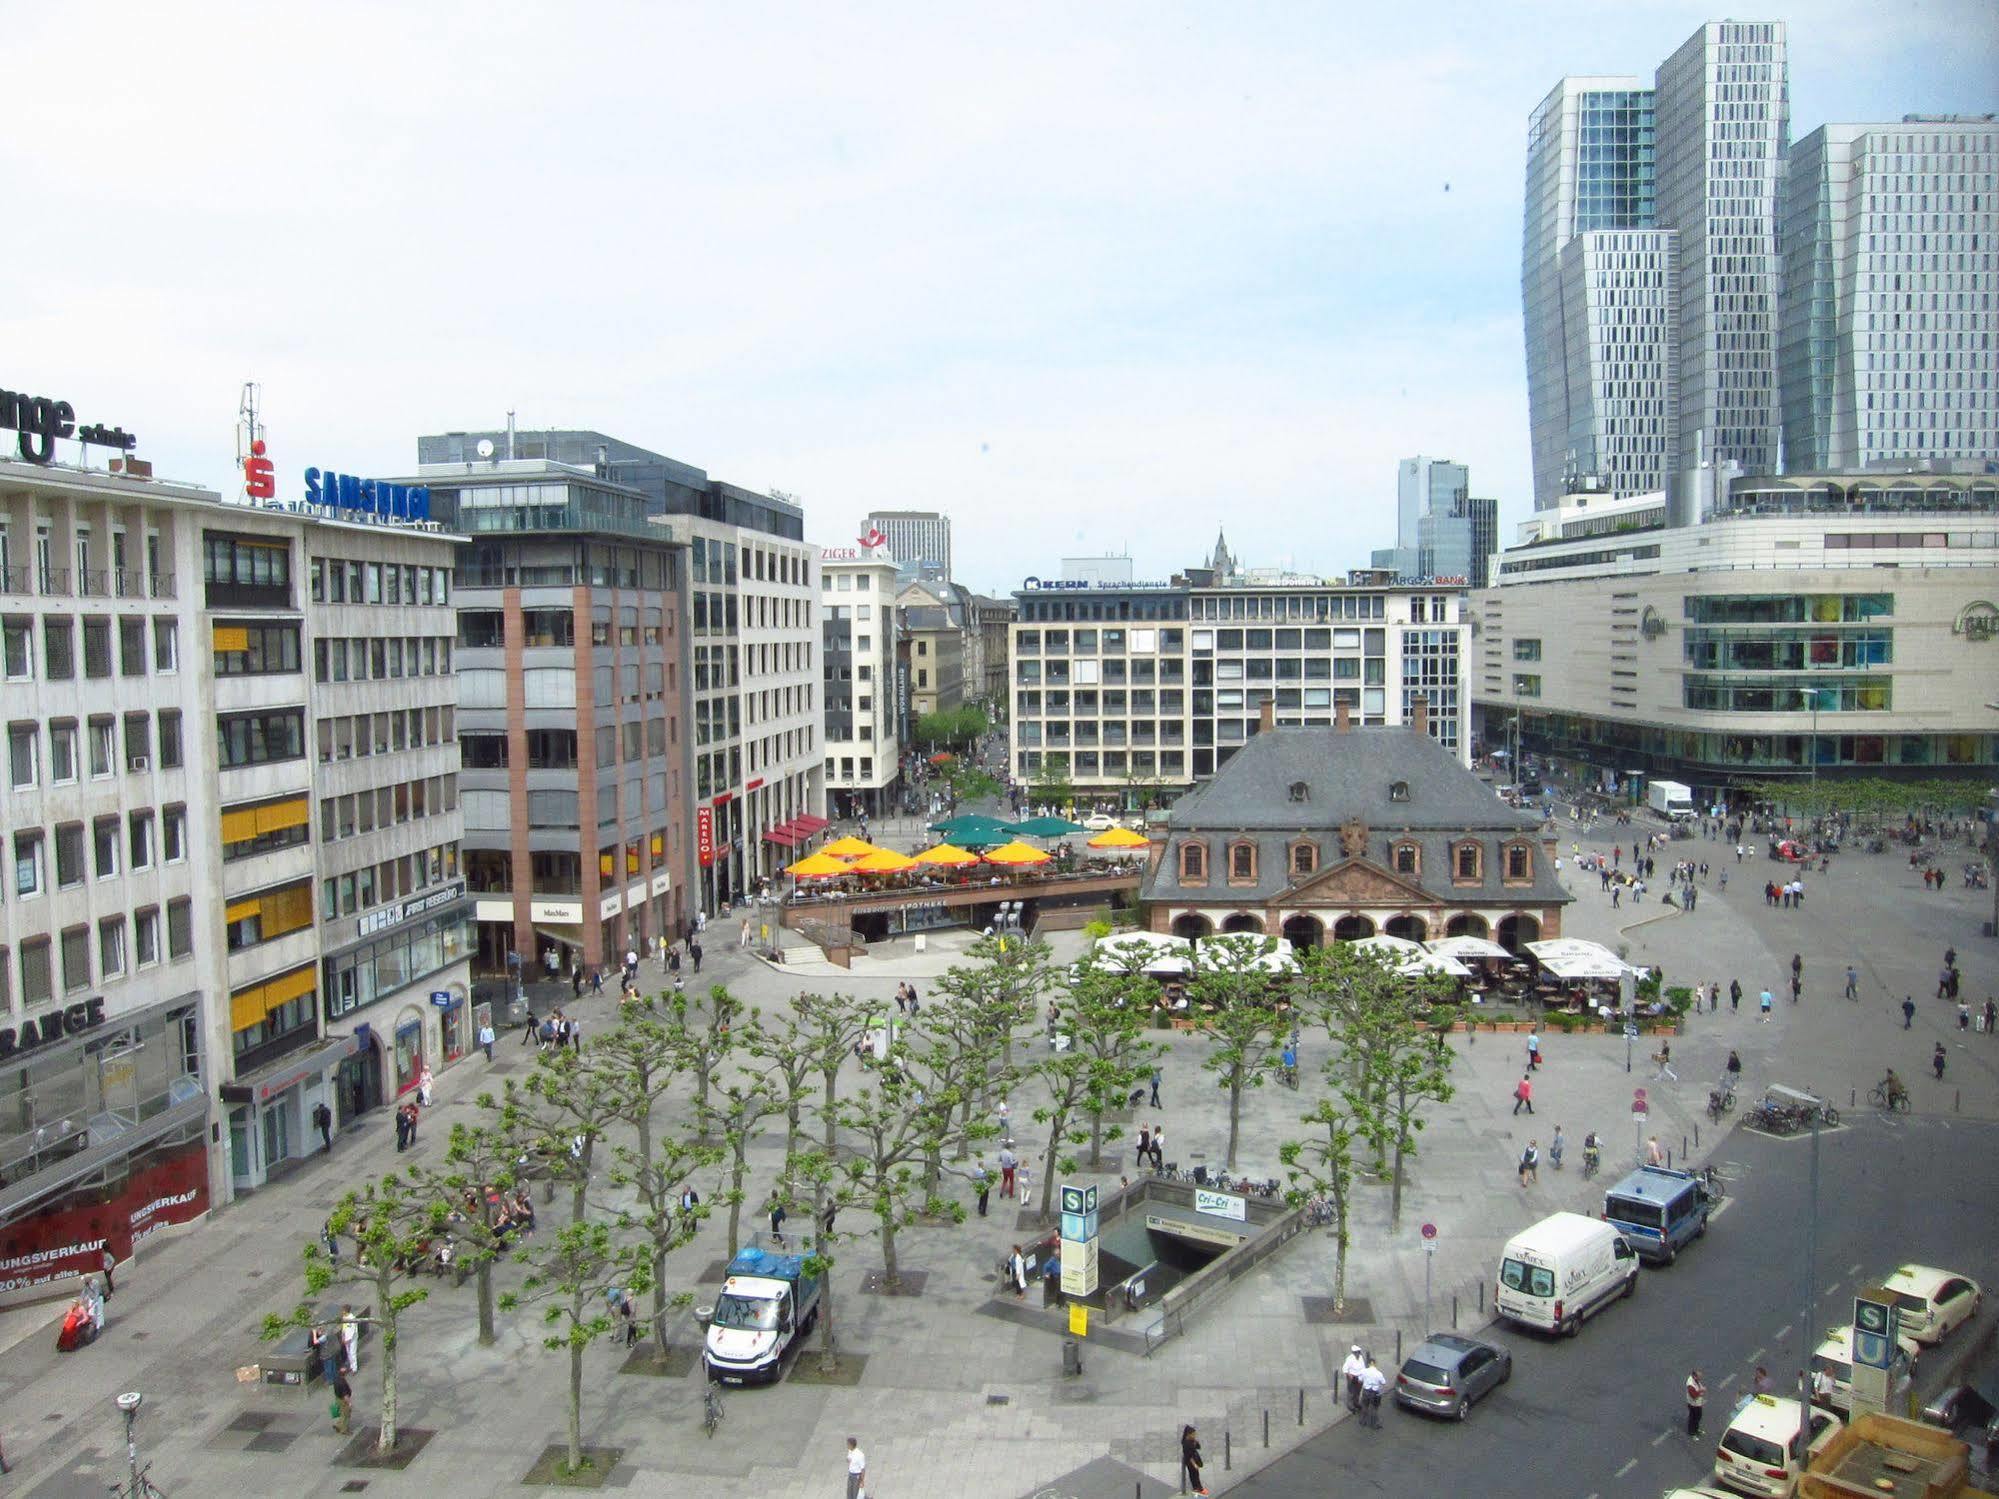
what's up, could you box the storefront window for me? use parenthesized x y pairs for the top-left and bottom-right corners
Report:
(393, 1011), (424, 1095)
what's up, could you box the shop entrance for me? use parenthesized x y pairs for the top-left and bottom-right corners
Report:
(338, 1045), (382, 1124)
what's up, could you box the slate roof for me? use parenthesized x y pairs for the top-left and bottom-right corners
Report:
(1140, 725), (1572, 910)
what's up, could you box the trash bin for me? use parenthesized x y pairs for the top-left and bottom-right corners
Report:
(1062, 1339), (1082, 1377)
(694, 1304), (716, 1330)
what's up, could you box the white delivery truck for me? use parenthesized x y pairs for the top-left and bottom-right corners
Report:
(1647, 779), (1695, 819)
(703, 1246), (822, 1384)
(1494, 1211), (1639, 1337)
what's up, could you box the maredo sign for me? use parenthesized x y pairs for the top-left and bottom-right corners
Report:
(696, 807), (717, 867)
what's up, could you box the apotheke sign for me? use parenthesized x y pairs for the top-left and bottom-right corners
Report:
(1, 385), (137, 464)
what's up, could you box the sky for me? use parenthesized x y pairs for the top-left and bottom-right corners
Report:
(7, 1), (1995, 594)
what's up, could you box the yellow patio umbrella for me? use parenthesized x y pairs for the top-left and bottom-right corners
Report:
(1088, 826), (1150, 849)
(981, 840), (1053, 866)
(849, 848), (918, 873)
(820, 835), (881, 859)
(785, 851), (854, 877)
(912, 843), (980, 866)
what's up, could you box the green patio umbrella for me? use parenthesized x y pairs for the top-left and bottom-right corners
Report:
(926, 813), (1019, 847)
(1010, 816), (1086, 838)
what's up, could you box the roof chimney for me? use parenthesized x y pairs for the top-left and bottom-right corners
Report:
(1259, 698), (1275, 732)
(1411, 695), (1429, 737)
(1335, 700), (1351, 734)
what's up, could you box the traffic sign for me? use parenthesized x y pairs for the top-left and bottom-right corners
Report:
(1420, 1222), (1437, 1241)
(1633, 1111), (1649, 1124)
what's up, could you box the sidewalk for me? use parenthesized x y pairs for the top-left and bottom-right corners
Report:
(3, 817), (1991, 1499)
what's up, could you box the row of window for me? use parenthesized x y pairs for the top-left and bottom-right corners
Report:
(10, 807), (188, 897)
(1683, 592), (1894, 623)
(8, 711), (185, 789)
(214, 620), (301, 676)
(1683, 675), (1893, 712)
(317, 705), (455, 764)
(1176, 836), (1533, 886)
(309, 556), (451, 607)
(324, 911), (469, 1022)
(2, 898), (192, 1006)
(204, 534), (291, 591)
(321, 842), (459, 923)
(219, 709), (305, 770)
(312, 635), (454, 684)
(1, 614), (178, 681)
(226, 881), (316, 951)
(318, 774), (459, 843)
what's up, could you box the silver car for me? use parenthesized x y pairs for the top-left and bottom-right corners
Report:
(1394, 1333), (1513, 1420)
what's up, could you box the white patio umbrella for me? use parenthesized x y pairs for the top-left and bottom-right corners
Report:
(1426, 934), (1514, 962)
(1349, 934), (1471, 977)
(1090, 931), (1192, 976)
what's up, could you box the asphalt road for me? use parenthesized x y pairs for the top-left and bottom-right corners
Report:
(1230, 1112), (1999, 1499)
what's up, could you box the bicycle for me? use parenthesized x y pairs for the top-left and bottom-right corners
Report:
(1580, 1145), (1601, 1180)
(1700, 1165), (1727, 1202)
(1706, 1085), (1736, 1123)
(1867, 1085), (1912, 1114)
(702, 1381), (725, 1437)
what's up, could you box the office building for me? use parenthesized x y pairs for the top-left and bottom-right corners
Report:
(1781, 117), (1999, 472)
(1470, 467), (1999, 788)
(966, 592), (1014, 707)
(1009, 557), (1469, 804)
(1139, 711), (1570, 952)
(1372, 457), (1501, 588)
(409, 456), (688, 981)
(418, 429), (819, 918)
(865, 509), (950, 578)
(1523, 22), (1787, 509)
(1061, 555), (1134, 586)
(897, 577), (966, 720)
(817, 548), (902, 820)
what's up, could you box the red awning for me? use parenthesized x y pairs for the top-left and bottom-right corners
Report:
(790, 813), (830, 834)
(763, 827), (800, 847)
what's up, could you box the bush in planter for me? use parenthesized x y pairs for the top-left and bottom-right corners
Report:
(1664, 985), (1695, 1017)
(1083, 920), (1113, 944)
(1636, 971), (1663, 1004)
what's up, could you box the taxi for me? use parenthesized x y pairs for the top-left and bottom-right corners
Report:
(1711, 1394), (1841, 1497)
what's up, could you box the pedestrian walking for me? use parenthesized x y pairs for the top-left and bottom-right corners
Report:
(1985, 999), (1996, 1037)
(1015, 1162), (1032, 1204)
(100, 1247), (117, 1297)
(974, 1165), (991, 1217)
(998, 1145), (1018, 1199)
(1933, 1042), (1947, 1081)
(331, 1364), (353, 1435)
(1526, 1030), (1542, 1070)
(846, 1437), (868, 1499)
(1646, 1136), (1665, 1167)
(340, 1303), (360, 1373)
(1959, 1001), (1971, 1032)
(1759, 989), (1773, 1021)
(1361, 1356), (1386, 1428)
(1135, 1127), (1151, 1168)
(1685, 1370), (1707, 1437)
(1341, 1344), (1366, 1412)
(394, 1106), (411, 1152)
(1902, 996), (1917, 1030)
(1550, 1125), (1565, 1171)
(1512, 1074), (1534, 1115)
(1518, 1140), (1539, 1186)
(1150, 1125), (1165, 1170)
(479, 1020), (496, 1061)
(1753, 1366), (1773, 1396)
(314, 1099), (334, 1153)
(690, 939), (703, 974)
(769, 1199), (788, 1243)
(739, 917), (752, 950)
(1730, 978), (1742, 1013)
(1008, 1245), (1027, 1298)
(1149, 1066), (1163, 1108)
(418, 1064), (434, 1109)
(1181, 1424), (1210, 1494)
(668, 944), (682, 978)
(1844, 966), (1858, 1001)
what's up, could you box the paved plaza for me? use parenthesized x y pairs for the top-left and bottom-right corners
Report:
(1, 811), (1993, 1498)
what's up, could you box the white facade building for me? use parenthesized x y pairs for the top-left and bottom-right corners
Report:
(1781, 117), (1999, 473)
(865, 511), (951, 578)
(818, 548), (902, 818)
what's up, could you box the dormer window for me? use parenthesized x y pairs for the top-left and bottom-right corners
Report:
(1504, 841), (1532, 883)
(1454, 841), (1482, 883)
(1288, 781), (1310, 803)
(1290, 841), (1318, 876)
(1393, 840), (1419, 876)
(1179, 841), (1208, 884)
(1389, 780), (1410, 803)
(1228, 840), (1257, 884)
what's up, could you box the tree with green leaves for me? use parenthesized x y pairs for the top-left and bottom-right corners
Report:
(405, 1118), (519, 1345)
(1279, 1096), (1360, 1313)
(263, 1175), (441, 1456)
(795, 990), (866, 1153)
(1029, 753), (1075, 812)
(936, 932), (1049, 1108)
(741, 991), (850, 1175)
(1187, 932), (1291, 1170)
(502, 1215), (653, 1477)
(1063, 964), (1164, 1168)
(487, 1043), (615, 1227)
(590, 994), (725, 1349)
(712, 1069), (782, 1258)
(663, 983), (745, 1138)
(785, 1146), (867, 1373)
(1359, 994), (1456, 1228)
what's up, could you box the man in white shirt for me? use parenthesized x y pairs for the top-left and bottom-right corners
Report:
(845, 1436), (866, 1499)
(1340, 1345), (1366, 1412)
(1360, 1357), (1387, 1428)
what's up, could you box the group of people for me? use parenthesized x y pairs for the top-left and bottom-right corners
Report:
(526, 1008), (584, 1053)
(57, 1254), (115, 1352)
(1763, 877), (1809, 908)
(1339, 1344), (1389, 1428)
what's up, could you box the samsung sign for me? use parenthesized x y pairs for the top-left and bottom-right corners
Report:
(304, 468), (431, 522)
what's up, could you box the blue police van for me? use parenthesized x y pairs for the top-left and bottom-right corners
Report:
(1601, 1165), (1712, 1265)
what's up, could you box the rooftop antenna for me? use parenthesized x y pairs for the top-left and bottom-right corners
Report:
(505, 410), (516, 461)
(235, 383), (272, 505)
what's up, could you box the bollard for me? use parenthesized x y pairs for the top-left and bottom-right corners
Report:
(1263, 1408), (1270, 1447)
(1479, 1280), (1485, 1314)
(1955, 1089), (1961, 1113)
(1452, 1292), (1459, 1329)
(1695, 1122), (1701, 1148)
(1395, 1328), (1402, 1364)
(1225, 1429), (1232, 1470)
(1682, 1134), (1688, 1161)
(1299, 1387), (1305, 1426)
(1851, 1087), (1857, 1108)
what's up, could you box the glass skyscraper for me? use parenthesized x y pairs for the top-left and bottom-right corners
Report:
(1523, 23), (1788, 510)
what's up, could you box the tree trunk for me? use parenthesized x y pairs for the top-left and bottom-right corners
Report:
(1226, 1070), (1244, 1170)
(377, 1286), (399, 1454)
(651, 1244), (669, 1353)
(783, 1096), (801, 1174)
(1088, 1112), (1104, 1169)
(953, 1093), (973, 1161)
(821, 1070), (838, 1151)
(727, 1140), (748, 1257)
(566, 1321), (585, 1471)
(1390, 1130), (1406, 1230)
(1333, 1200), (1349, 1312)
(475, 1258), (496, 1345)
(816, 1255), (840, 1371)
(880, 1209), (899, 1289)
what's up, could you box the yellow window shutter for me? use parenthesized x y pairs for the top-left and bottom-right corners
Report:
(256, 797), (310, 835)
(213, 624), (250, 653)
(220, 807), (260, 844)
(266, 964), (316, 1007)
(225, 896), (262, 925)
(230, 984), (267, 1032)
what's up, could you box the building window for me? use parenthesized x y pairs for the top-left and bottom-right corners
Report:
(61, 925), (91, 993)
(218, 708), (305, 769)
(158, 710), (183, 768)
(167, 897), (193, 959)
(135, 907), (160, 966)
(20, 937), (52, 1004)
(44, 617), (73, 679)
(226, 882), (315, 951)
(129, 810), (154, 870)
(1288, 780), (1310, 803)
(1393, 841), (1419, 876)
(93, 817), (120, 879)
(163, 804), (186, 862)
(1513, 639), (1542, 662)
(1454, 841), (1481, 882)
(1228, 840), (1257, 883)
(99, 916), (127, 979)
(1179, 841), (1208, 884)
(212, 620), (302, 676)
(7, 722), (36, 789)
(1512, 674), (1542, 698)
(1504, 843), (1532, 883)
(153, 618), (178, 672)
(13, 831), (44, 898)
(50, 720), (77, 782)
(1290, 841), (1318, 876)
(3, 616), (31, 678)
(55, 823), (85, 888)
(1388, 780), (1410, 803)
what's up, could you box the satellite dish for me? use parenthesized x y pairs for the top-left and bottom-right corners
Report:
(476, 438), (496, 459)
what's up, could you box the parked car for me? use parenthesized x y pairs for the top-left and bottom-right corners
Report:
(1921, 1374), (1997, 1450)
(1879, 1265), (1983, 1345)
(1392, 1332), (1512, 1420)
(1712, 1395), (1842, 1497)
(1082, 813), (1118, 832)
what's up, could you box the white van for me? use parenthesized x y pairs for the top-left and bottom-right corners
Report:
(1712, 1394), (1841, 1496)
(1808, 1324), (1918, 1415)
(1494, 1211), (1639, 1337)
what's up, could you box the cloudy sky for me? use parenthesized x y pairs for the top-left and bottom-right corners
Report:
(9, 2), (1993, 591)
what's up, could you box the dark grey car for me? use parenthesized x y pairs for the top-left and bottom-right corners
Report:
(1394, 1333), (1513, 1420)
